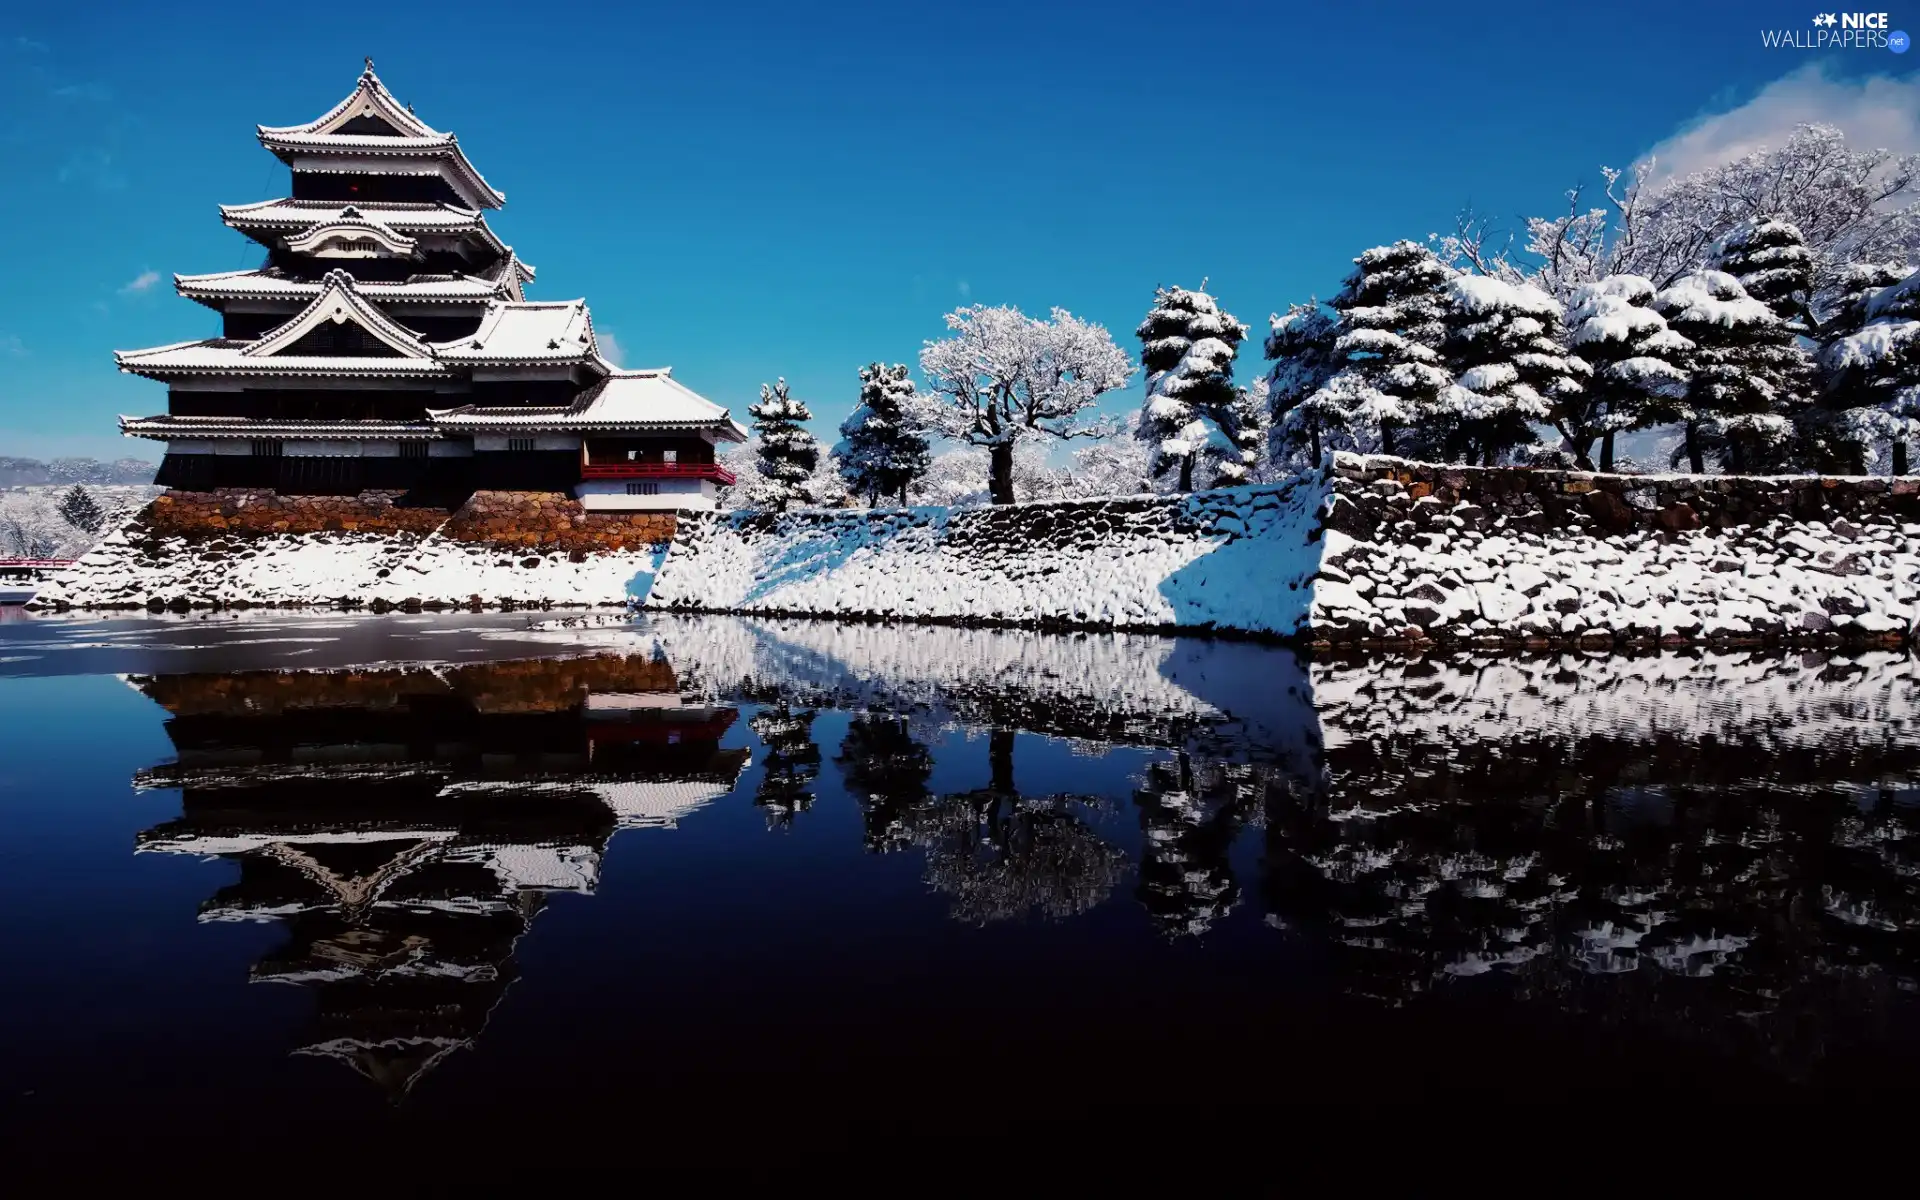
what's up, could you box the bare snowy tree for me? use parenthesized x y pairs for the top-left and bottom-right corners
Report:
(1516, 126), (1920, 301)
(915, 305), (1133, 504)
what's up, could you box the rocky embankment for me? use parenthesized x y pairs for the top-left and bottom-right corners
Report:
(36, 489), (675, 610)
(33, 459), (1920, 649)
(1313, 457), (1920, 649)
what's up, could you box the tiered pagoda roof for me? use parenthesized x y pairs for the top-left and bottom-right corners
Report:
(431, 368), (752, 437)
(116, 62), (748, 458)
(255, 60), (505, 209)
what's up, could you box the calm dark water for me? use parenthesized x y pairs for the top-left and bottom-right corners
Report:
(3, 610), (1918, 1138)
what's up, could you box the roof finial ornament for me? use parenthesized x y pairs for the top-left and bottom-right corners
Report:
(363, 55), (375, 76)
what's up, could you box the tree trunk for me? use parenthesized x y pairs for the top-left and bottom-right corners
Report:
(1380, 423), (1398, 457)
(1482, 442), (1496, 468)
(899, 481), (910, 507)
(1684, 421), (1705, 474)
(1599, 431), (1615, 473)
(1309, 423), (1321, 464)
(989, 442), (1015, 505)
(989, 729), (1016, 794)
(1727, 438), (1745, 476)
(1895, 441), (1910, 477)
(1177, 453), (1194, 493)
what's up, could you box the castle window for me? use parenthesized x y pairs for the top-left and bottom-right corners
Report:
(250, 439), (284, 458)
(662, 449), (678, 464)
(626, 482), (659, 496)
(399, 441), (429, 459)
(507, 437), (535, 452)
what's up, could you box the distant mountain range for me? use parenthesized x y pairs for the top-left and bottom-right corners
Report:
(0, 456), (157, 486)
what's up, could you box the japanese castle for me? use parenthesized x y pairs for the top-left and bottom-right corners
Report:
(119, 61), (746, 510)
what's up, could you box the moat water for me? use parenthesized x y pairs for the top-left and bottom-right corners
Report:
(3, 609), (1917, 1136)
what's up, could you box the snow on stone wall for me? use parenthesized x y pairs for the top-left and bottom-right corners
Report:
(32, 458), (1920, 651)
(1313, 456), (1920, 648)
(36, 489), (672, 610)
(645, 473), (1333, 635)
(36, 522), (665, 609)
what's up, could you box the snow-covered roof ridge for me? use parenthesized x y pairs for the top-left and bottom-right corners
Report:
(254, 62), (505, 208)
(118, 415), (441, 439)
(258, 59), (445, 140)
(220, 199), (511, 260)
(174, 268), (507, 306)
(428, 367), (748, 440)
(243, 269), (433, 359)
(116, 339), (455, 380)
(282, 205), (418, 257)
(429, 298), (596, 364)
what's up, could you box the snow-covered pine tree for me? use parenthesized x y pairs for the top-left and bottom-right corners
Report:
(1264, 302), (1344, 465)
(1322, 241), (1453, 457)
(56, 485), (105, 535)
(1212, 380), (1268, 485)
(1435, 275), (1576, 465)
(1711, 217), (1815, 331)
(1821, 267), (1920, 473)
(836, 362), (931, 506)
(1134, 284), (1249, 491)
(1655, 270), (1813, 474)
(1558, 275), (1691, 471)
(748, 377), (820, 511)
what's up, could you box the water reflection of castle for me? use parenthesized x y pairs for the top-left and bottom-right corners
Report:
(130, 655), (749, 1096)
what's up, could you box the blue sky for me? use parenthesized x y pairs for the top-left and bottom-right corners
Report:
(2, 0), (1916, 461)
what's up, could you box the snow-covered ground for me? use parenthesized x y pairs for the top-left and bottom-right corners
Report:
(33, 457), (1920, 648)
(37, 524), (665, 609)
(646, 473), (1331, 635)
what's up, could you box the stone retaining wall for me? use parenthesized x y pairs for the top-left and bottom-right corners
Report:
(1310, 457), (1920, 651)
(38, 461), (1920, 650)
(442, 491), (677, 553)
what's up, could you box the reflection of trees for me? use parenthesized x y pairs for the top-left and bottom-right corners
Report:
(1133, 753), (1264, 938)
(903, 729), (1125, 925)
(1261, 726), (1920, 1077)
(834, 715), (934, 853)
(750, 703), (821, 828)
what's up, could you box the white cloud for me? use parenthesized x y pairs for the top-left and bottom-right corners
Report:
(118, 269), (160, 296)
(597, 329), (625, 366)
(1643, 63), (1920, 183)
(957, 279), (971, 298)
(0, 334), (24, 357)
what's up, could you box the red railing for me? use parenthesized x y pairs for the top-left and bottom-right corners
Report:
(580, 461), (735, 485)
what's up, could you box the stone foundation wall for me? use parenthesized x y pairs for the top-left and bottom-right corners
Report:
(443, 491), (677, 553)
(1310, 457), (1920, 650)
(141, 489), (447, 539)
(39, 461), (1920, 650)
(137, 488), (677, 552)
